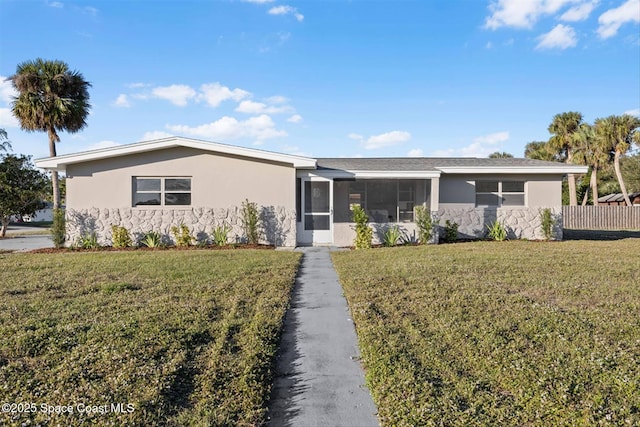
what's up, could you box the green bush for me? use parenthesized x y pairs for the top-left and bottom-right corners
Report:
(443, 220), (458, 243)
(241, 199), (261, 245)
(212, 223), (232, 246)
(111, 225), (132, 248)
(171, 224), (195, 247)
(76, 232), (99, 249)
(140, 231), (163, 248)
(415, 206), (433, 244)
(50, 208), (65, 248)
(382, 225), (402, 247)
(352, 205), (372, 249)
(540, 208), (555, 240)
(486, 220), (507, 241)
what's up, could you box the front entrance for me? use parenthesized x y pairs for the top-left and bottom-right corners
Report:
(298, 177), (333, 244)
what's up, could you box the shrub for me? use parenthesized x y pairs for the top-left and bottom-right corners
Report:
(382, 225), (402, 247)
(415, 206), (433, 244)
(212, 223), (232, 246)
(352, 205), (372, 249)
(443, 220), (458, 243)
(241, 199), (261, 245)
(171, 224), (194, 247)
(51, 208), (65, 248)
(111, 225), (132, 248)
(540, 208), (555, 240)
(486, 220), (507, 241)
(140, 231), (163, 248)
(76, 232), (99, 249)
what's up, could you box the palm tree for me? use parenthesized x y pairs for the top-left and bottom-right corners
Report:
(595, 115), (640, 206)
(0, 129), (10, 152)
(548, 112), (583, 206)
(572, 123), (608, 205)
(9, 59), (91, 209)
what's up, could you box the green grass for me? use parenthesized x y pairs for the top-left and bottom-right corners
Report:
(333, 240), (640, 426)
(0, 250), (301, 426)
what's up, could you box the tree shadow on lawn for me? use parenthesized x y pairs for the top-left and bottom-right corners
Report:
(266, 255), (309, 426)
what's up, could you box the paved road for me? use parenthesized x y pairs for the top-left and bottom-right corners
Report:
(0, 226), (53, 252)
(267, 247), (379, 427)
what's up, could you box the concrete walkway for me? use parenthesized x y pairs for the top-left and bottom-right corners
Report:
(267, 247), (379, 427)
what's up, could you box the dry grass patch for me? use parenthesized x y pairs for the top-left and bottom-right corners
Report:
(0, 250), (300, 426)
(333, 240), (640, 426)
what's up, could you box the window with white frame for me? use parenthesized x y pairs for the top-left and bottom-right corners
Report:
(475, 180), (524, 207)
(133, 177), (191, 207)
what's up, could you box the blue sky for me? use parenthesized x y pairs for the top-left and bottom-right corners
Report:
(1, 0), (639, 160)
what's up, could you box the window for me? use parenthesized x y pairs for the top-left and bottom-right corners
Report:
(475, 180), (524, 207)
(133, 177), (191, 207)
(344, 180), (417, 223)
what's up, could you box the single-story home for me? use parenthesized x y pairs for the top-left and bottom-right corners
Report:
(35, 136), (587, 246)
(597, 192), (640, 206)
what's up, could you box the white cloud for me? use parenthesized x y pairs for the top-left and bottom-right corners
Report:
(348, 133), (364, 141)
(235, 99), (292, 114)
(432, 131), (510, 157)
(560, 1), (598, 21)
(127, 82), (149, 89)
(84, 6), (99, 16)
(362, 131), (411, 150)
(87, 140), (121, 150)
(113, 94), (130, 108)
(474, 131), (510, 144)
(407, 148), (424, 157)
(47, 1), (63, 7)
(536, 24), (578, 49)
(624, 108), (640, 117)
(281, 144), (311, 157)
(485, 0), (577, 29)
(141, 131), (173, 141)
(268, 5), (304, 21)
(486, 41), (493, 49)
(287, 114), (303, 123)
(598, 0), (640, 39)
(0, 108), (19, 128)
(152, 84), (196, 106)
(0, 77), (17, 103)
(266, 95), (288, 104)
(166, 114), (287, 142)
(198, 83), (251, 107)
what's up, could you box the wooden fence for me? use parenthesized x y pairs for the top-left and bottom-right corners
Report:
(562, 206), (640, 230)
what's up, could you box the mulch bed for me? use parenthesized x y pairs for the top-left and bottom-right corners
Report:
(29, 244), (276, 254)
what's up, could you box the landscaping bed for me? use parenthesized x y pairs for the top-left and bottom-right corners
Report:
(0, 250), (301, 426)
(333, 239), (640, 426)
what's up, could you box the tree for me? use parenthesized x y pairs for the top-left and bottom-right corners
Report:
(0, 129), (11, 152)
(621, 154), (640, 193)
(524, 141), (563, 162)
(572, 123), (609, 205)
(0, 154), (49, 237)
(488, 151), (513, 159)
(594, 114), (640, 206)
(9, 58), (91, 209)
(548, 112), (583, 206)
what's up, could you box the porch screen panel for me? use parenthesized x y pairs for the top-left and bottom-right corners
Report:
(305, 181), (330, 213)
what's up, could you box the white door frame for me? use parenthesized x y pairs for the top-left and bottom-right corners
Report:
(297, 176), (333, 245)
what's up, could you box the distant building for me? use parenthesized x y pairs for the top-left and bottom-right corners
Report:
(597, 192), (640, 206)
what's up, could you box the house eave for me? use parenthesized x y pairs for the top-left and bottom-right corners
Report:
(34, 136), (317, 171)
(435, 166), (589, 174)
(299, 169), (442, 179)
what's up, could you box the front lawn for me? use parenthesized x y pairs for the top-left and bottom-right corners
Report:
(333, 240), (640, 426)
(0, 250), (301, 426)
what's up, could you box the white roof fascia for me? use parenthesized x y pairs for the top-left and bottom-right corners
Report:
(34, 137), (317, 171)
(300, 170), (442, 179)
(436, 165), (589, 174)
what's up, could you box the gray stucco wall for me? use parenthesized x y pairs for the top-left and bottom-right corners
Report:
(66, 205), (297, 247)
